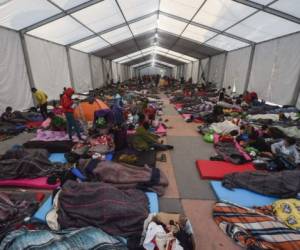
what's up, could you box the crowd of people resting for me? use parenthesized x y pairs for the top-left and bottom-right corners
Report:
(0, 78), (196, 250)
(168, 80), (300, 249)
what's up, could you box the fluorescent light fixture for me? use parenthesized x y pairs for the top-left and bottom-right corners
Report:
(155, 33), (158, 38)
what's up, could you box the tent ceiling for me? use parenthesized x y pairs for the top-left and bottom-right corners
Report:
(1, 0), (300, 63)
(93, 30), (223, 60)
(132, 59), (175, 68)
(126, 54), (182, 67)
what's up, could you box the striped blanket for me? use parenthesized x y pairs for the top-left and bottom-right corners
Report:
(213, 202), (300, 250)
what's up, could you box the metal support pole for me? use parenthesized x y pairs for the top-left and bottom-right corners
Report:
(19, 33), (36, 105)
(88, 55), (95, 90)
(291, 68), (300, 106)
(197, 60), (202, 84)
(110, 60), (113, 84)
(221, 52), (228, 88)
(66, 47), (75, 88)
(244, 44), (256, 93)
(100, 57), (106, 87)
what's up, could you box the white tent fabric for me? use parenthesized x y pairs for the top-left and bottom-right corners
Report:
(192, 60), (199, 83)
(103, 58), (112, 84)
(199, 58), (210, 81)
(223, 46), (252, 94)
(0, 28), (33, 112)
(112, 62), (118, 83)
(248, 32), (300, 105)
(297, 95), (300, 109)
(90, 55), (104, 88)
(25, 35), (71, 101)
(69, 49), (92, 93)
(184, 62), (193, 80)
(209, 54), (226, 86)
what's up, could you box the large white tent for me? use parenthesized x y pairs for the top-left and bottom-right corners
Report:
(1, 0), (300, 111)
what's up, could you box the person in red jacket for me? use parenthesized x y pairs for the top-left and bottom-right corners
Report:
(61, 88), (82, 141)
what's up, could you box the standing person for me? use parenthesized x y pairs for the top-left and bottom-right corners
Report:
(31, 88), (48, 120)
(61, 88), (82, 141)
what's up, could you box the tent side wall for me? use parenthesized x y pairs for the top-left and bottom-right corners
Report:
(0, 27), (33, 112)
(69, 49), (93, 93)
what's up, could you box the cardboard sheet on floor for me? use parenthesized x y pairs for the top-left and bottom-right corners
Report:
(210, 181), (277, 207)
(0, 177), (60, 189)
(196, 160), (255, 180)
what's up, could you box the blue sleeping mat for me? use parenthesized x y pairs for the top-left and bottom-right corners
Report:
(33, 192), (159, 223)
(145, 192), (159, 213)
(32, 195), (53, 222)
(105, 152), (114, 161)
(49, 153), (67, 163)
(210, 181), (277, 207)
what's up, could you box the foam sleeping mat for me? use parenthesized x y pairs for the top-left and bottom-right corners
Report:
(0, 177), (60, 189)
(210, 181), (277, 207)
(196, 160), (255, 180)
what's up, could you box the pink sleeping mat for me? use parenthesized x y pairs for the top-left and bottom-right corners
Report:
(174, 104), (183, 110)
(0, 177), (60, 189)
(196, 160), (255, 180)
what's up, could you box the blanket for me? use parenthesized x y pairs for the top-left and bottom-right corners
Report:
(58, 181), (149, 237)
(85, 160), (168, 196)
(222, 170), (300, 198)
(213, 202), (300, 250)
(0, 148), (64, 180)
(0, 227), (127, 250)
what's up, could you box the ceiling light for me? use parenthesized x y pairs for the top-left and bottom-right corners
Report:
(155, 33), (158, 38)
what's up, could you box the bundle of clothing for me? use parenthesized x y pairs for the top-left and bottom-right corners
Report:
(141, 212), (195, 250)
(213, 201), (300, 250)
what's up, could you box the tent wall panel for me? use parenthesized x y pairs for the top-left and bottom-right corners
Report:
(0, 28), (33, 112)
(172, 67), (177, 78)
(112, 61), (118, 83)
(209, 54), (226, 87)
(25, 35), (71, 101)
(69, 49), (92, 93)
(223, 46), (251, 94)
(102, 58), (111, 85)
(297, 94), (300, 109)
(91, 55), (104, 88)
(184, 62), (193, 80)
(248, 32), (300, 105)
(199, 58), (210, 82)
(192, 60), (199, 83)
(117, 63), (122, 82)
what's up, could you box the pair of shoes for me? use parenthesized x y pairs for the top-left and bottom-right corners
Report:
(167, 145), (174, 150)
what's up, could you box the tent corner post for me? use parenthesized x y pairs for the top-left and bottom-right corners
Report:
(88, 55), (95, 90)
(221, 52), (228, 88)
(19, 32), (36, 106)
(244, 44), (256, 93)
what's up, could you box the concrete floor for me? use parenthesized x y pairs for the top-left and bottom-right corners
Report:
(0, 97), (242, 249)
(157, 96), (242, 250)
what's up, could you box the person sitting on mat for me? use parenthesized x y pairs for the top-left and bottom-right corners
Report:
(131, 121), (173, 151)
(1, 106), (28, 124)
(31, 88), (48, 120)
(61, 88), (83, 141)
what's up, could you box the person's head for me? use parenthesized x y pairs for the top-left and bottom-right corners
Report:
(5, 106), (12, 113)
(65, 88), (75, 97)
(236, 98), (242, 105)
(222, 88), (226, 92)
(285, 137), (296, 147)
(142, 121), (150, 130)
(228, 86), (231, 90)
(31, 88), (37, 93)
(240, 125), (246, 133)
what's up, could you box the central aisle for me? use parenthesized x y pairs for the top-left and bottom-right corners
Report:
(157, 95), (242, 250)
